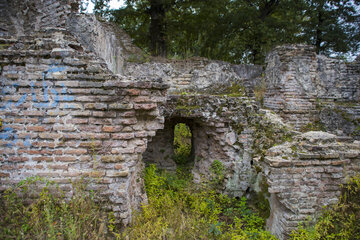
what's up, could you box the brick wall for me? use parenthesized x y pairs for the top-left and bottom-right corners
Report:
(264, 45), (360, 131)
(0, 29), (167, 223)
(263, 132), (360, 239)
(0, 0), (79, 36)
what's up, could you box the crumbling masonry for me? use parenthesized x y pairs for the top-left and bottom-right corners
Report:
(0, 1), (359, 239)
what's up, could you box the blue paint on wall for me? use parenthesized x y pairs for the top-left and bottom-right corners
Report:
(50, 89), (60, 108)
(24, 135), (31, 147)
(31, 81), (37, 102)
(0, 127), (18, 147)
(15, 93), (27, 107)
(61, 84), (74, 101)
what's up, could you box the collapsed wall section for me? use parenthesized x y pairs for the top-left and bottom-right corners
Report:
(264, 45), (360, 131)
(263, 132), (360, 239)
(124, 59), (264, 94)
(0, 30), (167, 223)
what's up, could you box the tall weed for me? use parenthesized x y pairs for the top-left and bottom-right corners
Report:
(0, 177), (107, 240)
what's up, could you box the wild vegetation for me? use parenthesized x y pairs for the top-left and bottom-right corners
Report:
(1, 170), (360, 239)
(115, 164), (277, 239)
(0, 177), (108, 239)
(173, 123), (192, 165)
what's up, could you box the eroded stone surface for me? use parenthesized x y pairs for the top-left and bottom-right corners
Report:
(263, 132), (360, 239)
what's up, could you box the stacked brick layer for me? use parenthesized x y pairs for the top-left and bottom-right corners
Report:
(0, 30), (167, 223)
(264, 45), (360, 131)
(263, 131), (360, 239)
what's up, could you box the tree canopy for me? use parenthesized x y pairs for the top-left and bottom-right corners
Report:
(89, 0), (360, 64)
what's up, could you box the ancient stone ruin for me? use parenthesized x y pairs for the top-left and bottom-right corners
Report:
(0, 0), (359, 239)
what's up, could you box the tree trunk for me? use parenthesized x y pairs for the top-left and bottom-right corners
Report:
(149, 0), (167, 57)
(315, 4), (324, 54)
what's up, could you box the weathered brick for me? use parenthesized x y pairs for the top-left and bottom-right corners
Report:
(23, 110), (45, 116)
(92, 111), (116, 118)
(49, 164), (69, 170)
(32, 156), (53, 162)
(39, 133), (62, 139)
(62, 172), (82, 177)
(55, 156), (77, 162)
(88, 171), (106, 178)
(102, 126), (122, 132)
(109, 103), (133, 110)
(119, 118), (137, 125)
(47, 110), (70, 116)
(112, 133), (134, 140)
(89, 117), (112, 125)
(64, 149), (88, 155)
(106, 170), (129, 177)
(31, 142), (56, 148)
(126, 89), (141, 95)
(65, 118), (86, 125)
(118, 111), (136, 117)
(84, 103), (107, 110)
(71, 110), (92, 116)
(132, 96), (151, 103)
(134, 103), (157, 110)
(37, 172), (60, 177)
(101, 155), (124, 163)
(13, 118), (38, 124)
(26, 126), (48, 131)
(24, 165), (43, 169)
(0, 172), (10, 178)
(53, 125), (76, 131)
(135, 131), (147, 137)
(114, 164), (124, 170)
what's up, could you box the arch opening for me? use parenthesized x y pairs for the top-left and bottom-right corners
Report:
(173, 123), (193, 166)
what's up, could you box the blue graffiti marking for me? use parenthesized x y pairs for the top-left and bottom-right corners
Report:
(24, 135), (31, 147)
(31, 81), (37, 102)
(0, 100), (12, 110)
(61, 84), (74, 102)
(46, 65), (67, 76)
(50, 89), (60, 108)
(0, 127), (18, 147)
(43, 74), (49, 102)
(15, 93), (27, 107)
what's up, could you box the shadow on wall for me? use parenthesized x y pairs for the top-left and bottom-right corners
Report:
(142, 118), (194, 170)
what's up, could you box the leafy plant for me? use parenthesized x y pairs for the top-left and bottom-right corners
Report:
(173, 123), (192, 165)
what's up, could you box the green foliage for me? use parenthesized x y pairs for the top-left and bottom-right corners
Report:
(0, 177), (107, 239)
(105, 0), (359, 64)
(117, 164), (277, 239)
(173, 123), (192, 165)
(210, 160), (225, 187)
(290, 174), (360, 240)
